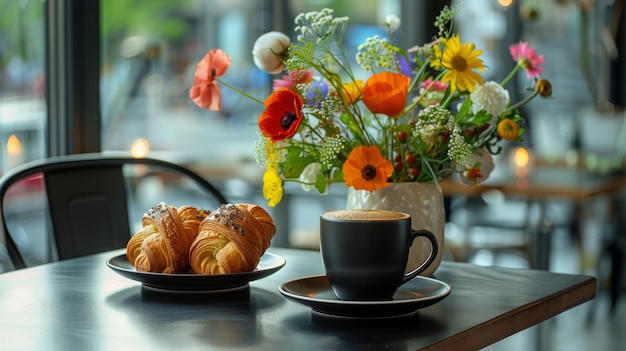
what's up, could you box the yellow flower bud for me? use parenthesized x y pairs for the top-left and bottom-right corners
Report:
(497, 119), (520, 141)
(534, 78), (552, 98)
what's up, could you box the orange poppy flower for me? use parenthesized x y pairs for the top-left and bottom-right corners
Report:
(343, 145), (393, 191)
(497, 119), (520, 141)
(362, 72), (410, 117)
(189, 49), (231, 111)
(258, 88), (304, 141)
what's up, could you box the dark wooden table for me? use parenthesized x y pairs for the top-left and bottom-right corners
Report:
(0, 247), (596, 351)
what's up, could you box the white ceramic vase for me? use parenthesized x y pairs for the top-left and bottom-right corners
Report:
(346, 182), (445, 277)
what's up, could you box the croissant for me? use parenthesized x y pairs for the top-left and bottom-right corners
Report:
(126, 202), (210, 273)
(189, 203), (276, 274)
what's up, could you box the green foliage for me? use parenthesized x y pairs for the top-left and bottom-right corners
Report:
(282, 146), (316, 178)
(0, 1), (44, 64)
(100, 0), (192, 42)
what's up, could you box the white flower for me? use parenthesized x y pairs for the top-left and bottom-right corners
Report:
(299, 162), (322, 192)
(385, 15), (400, 30)
(470, 81), (510, 124)
(252, 31), (290, 74)
(459, 147), (495, 186)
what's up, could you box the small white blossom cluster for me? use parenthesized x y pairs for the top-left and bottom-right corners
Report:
(414, 106), (451, 147)
(414, 105), (472, 168)
(254, 132), (278, 167)
(447, 124), (472, 168)
(294, 8), (349, 43)
(434, 3), (460, 37)
(356, 36), (397, 71)
(319, 136), (346, 169)
(285, 41), (315, 71)
(319, 89), (342, 117)
(408, 39), (439, 60)
(417, 105), (452, 126)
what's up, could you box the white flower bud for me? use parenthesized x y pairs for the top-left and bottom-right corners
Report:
(252, 31), (290, 74)
(299, 162), (322, 192)
(459, 147), (495, 185)
(385, 15), (400, 30)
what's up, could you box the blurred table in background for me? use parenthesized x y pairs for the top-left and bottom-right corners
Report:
(440, 154), (626, 314)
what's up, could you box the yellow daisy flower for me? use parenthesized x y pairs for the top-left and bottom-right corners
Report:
(432, 35), (484, 93)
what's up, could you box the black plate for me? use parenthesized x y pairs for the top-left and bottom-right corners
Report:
(107, 252), (285, 293)
(279, 275), (451, 319)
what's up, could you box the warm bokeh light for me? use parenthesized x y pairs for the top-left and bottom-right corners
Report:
(513, 147), (529, 167)
(512, 147), (532, 178)
(130, 138), (150, 158)
(498, 0), (514, 7)
(6, 134), (22, 157)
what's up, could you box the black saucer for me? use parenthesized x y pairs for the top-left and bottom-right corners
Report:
(279, 275), (451, 319)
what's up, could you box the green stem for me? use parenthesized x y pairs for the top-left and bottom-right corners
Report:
(216, 78), (265, 105)
(437, 87), (456, 109)
(507, 90), (539, 112)
(580, 7), (598, 107)
(500, 64), (521, 87)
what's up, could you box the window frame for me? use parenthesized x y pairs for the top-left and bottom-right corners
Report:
(45, 0), (101, 156)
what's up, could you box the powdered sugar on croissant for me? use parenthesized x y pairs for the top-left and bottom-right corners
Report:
(126, 202), (210, 273)
(189, 203), (276, 274)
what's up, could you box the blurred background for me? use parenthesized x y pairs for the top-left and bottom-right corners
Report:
(1, 0), (625, 349)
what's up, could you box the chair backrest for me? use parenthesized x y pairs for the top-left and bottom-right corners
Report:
(0, 153), (228, 270)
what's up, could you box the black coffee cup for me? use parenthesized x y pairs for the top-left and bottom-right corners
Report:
(320, 209), (438, 301)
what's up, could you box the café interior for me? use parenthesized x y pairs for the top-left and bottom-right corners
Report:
(0, 0), (625, 350)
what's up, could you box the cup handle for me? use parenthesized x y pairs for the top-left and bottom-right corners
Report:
(402, 229), (439, 283)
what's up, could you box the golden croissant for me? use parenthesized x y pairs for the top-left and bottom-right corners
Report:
(189, 203), (276, 274)
(126, 202), (210, 273)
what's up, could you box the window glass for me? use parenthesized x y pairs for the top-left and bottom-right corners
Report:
(100, 0), (271, 178)
(0, 0), (46, 175)
(454, 0), (509, 80)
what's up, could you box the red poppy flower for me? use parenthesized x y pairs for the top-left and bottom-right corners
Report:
(343, 145), (393, 191)
(258, 88), (304, 141)
(362, 72), (411, 117)
(189, 49), (231, 111)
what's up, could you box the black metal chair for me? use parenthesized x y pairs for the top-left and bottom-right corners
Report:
(0, 153), (228, 271)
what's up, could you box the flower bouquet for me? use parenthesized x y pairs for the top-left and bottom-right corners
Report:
(190, 5), (552, 207)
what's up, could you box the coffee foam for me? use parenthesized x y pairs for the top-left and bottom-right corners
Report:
(322, 209), (409, 221)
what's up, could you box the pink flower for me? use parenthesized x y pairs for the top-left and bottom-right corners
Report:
(273, 70), (314, 90)
(416, 79), (448, 106)
(509, 41), (544, 79)
(420, 79), (448, 92)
